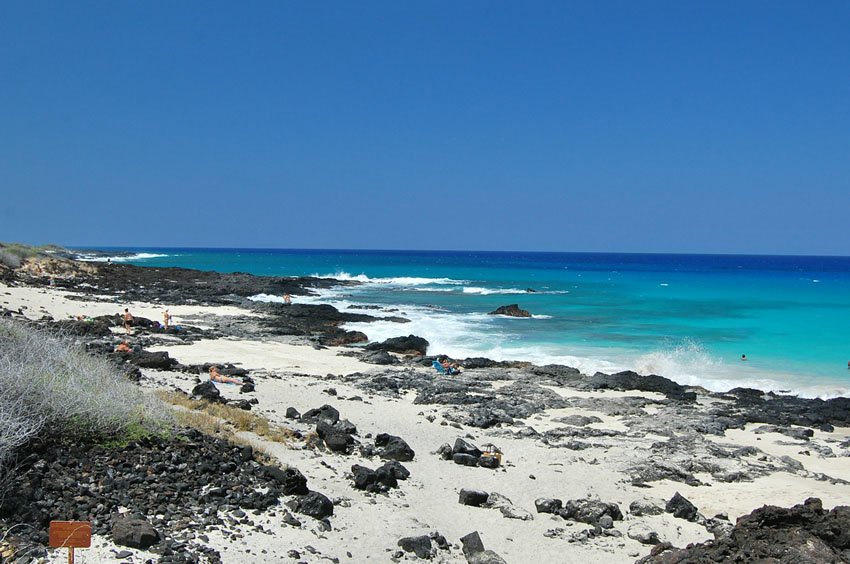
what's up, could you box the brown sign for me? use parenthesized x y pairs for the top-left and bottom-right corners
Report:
(48, 521), (92, 548)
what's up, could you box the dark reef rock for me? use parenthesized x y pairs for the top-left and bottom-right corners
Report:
(116, 349), (178, 370)
(587, 370), (696, 402)
(361, 350), (399, 365)
(558, 499), (623, 526)
(639, 498), (850, 563)
(488, 304), (531, 317)
(365, 335), (429, 355)
(52, 318), (114, 337)
(318, 328), (369, 346)
(713, 391), (850, 431)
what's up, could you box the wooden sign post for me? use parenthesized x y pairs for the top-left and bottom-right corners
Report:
(48, 521), (91, 564)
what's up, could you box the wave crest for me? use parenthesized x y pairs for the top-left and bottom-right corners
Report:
(78, 252), (170, 262)
(311, 271), (464, 286)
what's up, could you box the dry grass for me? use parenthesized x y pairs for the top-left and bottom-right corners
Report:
(168, 408), (276, 464)
(156, 390), (296, 445)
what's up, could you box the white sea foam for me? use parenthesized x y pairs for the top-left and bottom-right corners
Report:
(248, 293), (286, 304)
(406, 287), (456, 293)
(77, 252), (170, 262)
(629, 341), (850, 399)
(462, 286), (528, 295)
(311, 271), (465, 286)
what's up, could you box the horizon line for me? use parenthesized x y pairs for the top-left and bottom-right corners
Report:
(65, 244), (850, 260)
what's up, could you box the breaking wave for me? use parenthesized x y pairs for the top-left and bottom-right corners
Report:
(77, 252), (170, 262)
(311, 271), (465, 286)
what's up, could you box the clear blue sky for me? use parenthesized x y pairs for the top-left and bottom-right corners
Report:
(1, 1), (848, 255)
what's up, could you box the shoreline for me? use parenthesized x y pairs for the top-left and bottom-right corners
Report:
(2, 257), (850, 562)
(66, 246), (850, 397)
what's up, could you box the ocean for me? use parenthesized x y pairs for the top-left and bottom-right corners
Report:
(79, 248), (850, 398)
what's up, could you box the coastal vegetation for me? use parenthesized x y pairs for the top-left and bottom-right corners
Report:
(0, 318), (173, 494)
(0, 243), (65, 269)
(156, 389), (296, 445)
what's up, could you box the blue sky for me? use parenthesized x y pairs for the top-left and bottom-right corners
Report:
(1, 1), (848, 254)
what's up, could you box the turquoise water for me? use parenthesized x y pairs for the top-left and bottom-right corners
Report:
(82, 248), (850, 397)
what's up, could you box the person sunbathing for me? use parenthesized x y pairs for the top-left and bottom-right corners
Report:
(209, 365), (243, 385)
(115, 341), (131, 353)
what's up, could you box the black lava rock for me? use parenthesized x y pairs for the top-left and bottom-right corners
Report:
(375, 433), (415, 462)
(640, 498), (850, 563)
(295, 491), (334, 520)
(535, 498), (563, 514)
(264, 465), (309, 495)
(301, 404), (340, 425)
(452, 453), (480, 467)
(398, 535), (432, 559)
(453, 438), (483, 458)
(666, 492), (699, 521)
(365, 335), (429, 355)
(191, 380), (224, 403)
(488, 304), (531, 317)
(111, 516), (160, 549)
(559, 499), (623, 526)
(459, 489), (490, 507)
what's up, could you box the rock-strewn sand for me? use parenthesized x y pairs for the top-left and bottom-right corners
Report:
(2, 282), (849, 564)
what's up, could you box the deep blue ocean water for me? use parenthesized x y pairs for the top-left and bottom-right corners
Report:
(81, 248), (850, 397)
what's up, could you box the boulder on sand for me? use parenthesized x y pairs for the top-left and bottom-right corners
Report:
(112, 515), (160, 549)
(375, 433), (415, 461)
(191, 381), (224, 403)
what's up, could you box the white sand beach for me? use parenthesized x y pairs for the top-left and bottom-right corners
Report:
(2, 282), (849, 563)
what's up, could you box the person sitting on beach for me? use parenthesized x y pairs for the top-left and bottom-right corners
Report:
(440, 358), (461, 376)
(284, 293), (292, 306)
(122, 308), (134, 335)
(163, 309), (172, 330)
(115, 340), (131, 353)
(209, 365), (243, 385)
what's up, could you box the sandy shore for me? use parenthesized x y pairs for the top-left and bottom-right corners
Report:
(2, 282), (849, 563)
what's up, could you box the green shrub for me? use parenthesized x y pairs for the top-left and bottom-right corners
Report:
(0, 242), (67, 268)
(0, 319), (173, 473)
